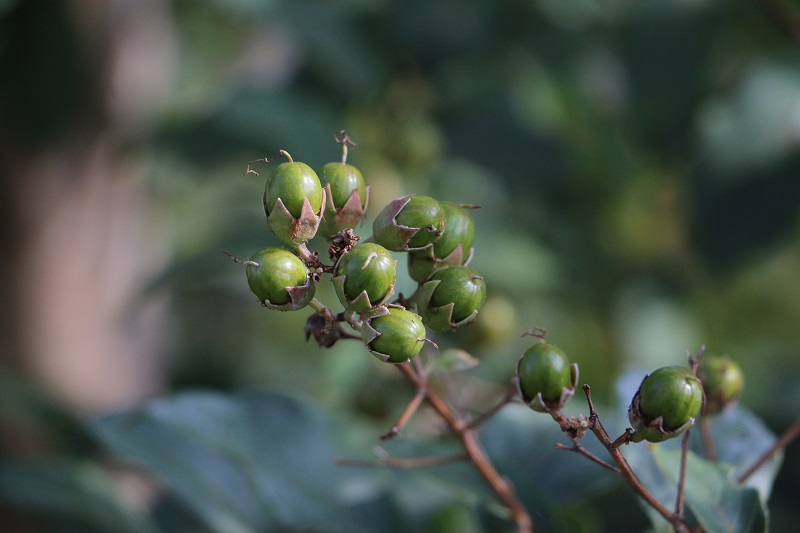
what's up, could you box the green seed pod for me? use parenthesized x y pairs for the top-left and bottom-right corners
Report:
(372, 195), (445, 251)
(407, 202), (475, 282)
(515, 340), (578, 413)
(697, 355), (744, 415)
(628, 366), (704, 443)
(263, 158), (326, 244)
(416, 266), (486, 332)
(244, 248), (315, 311)
(317, 162), (369, 238)
(361, 306), (427, 363)
(333, 243), (396, 313)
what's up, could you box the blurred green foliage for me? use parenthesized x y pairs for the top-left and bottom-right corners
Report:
(2, 0), (800, 531)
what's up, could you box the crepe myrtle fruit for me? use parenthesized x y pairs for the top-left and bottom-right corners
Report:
(262, 151), (326, 244)
(317, 162), (369, 238)
(408, 201), (475, 283)
(333, 243), (396, 313)
(361, 306), (428, 363)
(416, 266), (486, 332)
(697, 355), (744, 415)
(243, 247), (315, 311)
(628, 366), (704, 443)
(515, 340), (578, 413)
(372, 194), (446, 251)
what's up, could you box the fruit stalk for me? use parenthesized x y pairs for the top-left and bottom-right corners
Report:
(395, 363), (536, 533)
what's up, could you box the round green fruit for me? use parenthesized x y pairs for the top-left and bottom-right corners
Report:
(516, 341), (574, 410)
(318, 162), (366, 209)
(638, 366), (704, 430)
(433, 202), (474, 258)
(697, 355), (744, 415)
(372, 195), (445, 251)
(245, 248), (314, 310)
(361, 307), (427, 363)
(417, 266), (486, 332)
(264, 161), (323, 218)
(407, 202), (475, 282)
(628, 365), (704, 443)
(333, 243), (396, 312)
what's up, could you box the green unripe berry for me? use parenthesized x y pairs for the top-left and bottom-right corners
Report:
(372, 195), (445, 251)
(361, 306), (427, 363)
(319, 162), (367, 209)
(333, 243), (396, 312)
(417, 266), (486, 332)
(516, 341), (576, 412)
(264, 161), (323, 218)
(244, 248), (315, 310)
(433, 201), (474, 258)
(408, 202), (475, 282)
(629, 366), (704, 443)
(698, 355), (744, 415)
(317, 162), (368, 237)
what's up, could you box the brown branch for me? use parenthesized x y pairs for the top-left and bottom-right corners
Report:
(554, 438), (621, 475)
(675, 429), (692, 520)
(700, 417), (717, 462)
(464, 382), (519, 431)
(738, 416), (800, 484)
(395, 363), (536, 533)
(581, 385), (689, 533)
(381, 387), (426, 440)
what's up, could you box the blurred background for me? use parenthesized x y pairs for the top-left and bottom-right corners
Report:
(1, 0), (799, 532)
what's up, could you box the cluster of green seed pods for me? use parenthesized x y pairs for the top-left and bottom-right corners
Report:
(229, 134), (487, 365)
(230, 133), (749, 453)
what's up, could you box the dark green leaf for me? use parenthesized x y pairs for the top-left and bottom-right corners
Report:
(651, 446), (767, 533)
(92, 390), (377, 533)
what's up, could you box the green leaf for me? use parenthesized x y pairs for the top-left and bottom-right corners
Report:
(92, 390), (376, 533)
(0, 460), (158, 533)
(479, 404), (619, 531)
(692, 405), (783, 503)
(650, 446), (767, 533)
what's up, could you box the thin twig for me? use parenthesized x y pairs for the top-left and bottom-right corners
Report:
(700, 417), (717, 462)
(675, 429), (692, 519)
(738, 416), (800, 484)
(336, 453), (469, 468)
(554, 438), (621, 475)
(395, 363), (536, 533)
(581, 385), (687, 532)
(381, 387), (426, 440)
(464, 383), (518, 431)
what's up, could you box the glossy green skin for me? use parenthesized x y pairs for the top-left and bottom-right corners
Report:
(407, 202), (474, 282)
(374, 195), (445, 251)
(245, 248), (310, 305)
(363, 308), (426, 363)
(318, 162), (366, 208)
(516, 342), (572, 403)
(334, 243), (396, 308)
(399, 195), (445, 249)
(698, 355), (744, 414)
(422, 266), (486, 324)
(264, 161), (323, 218)
(434, 202), (474, 258)
(638, 366), (704, 430)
